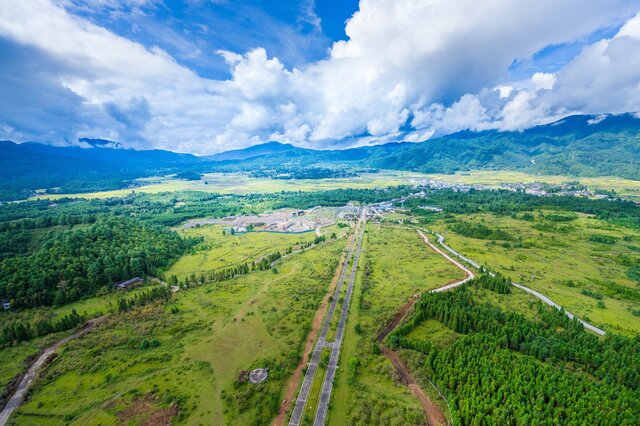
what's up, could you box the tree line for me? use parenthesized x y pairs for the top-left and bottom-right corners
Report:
(0, 217), (193, 308)
(388, 282), (640, 424)
(0, 309), (84, 347)
(117, 286), (172, 313)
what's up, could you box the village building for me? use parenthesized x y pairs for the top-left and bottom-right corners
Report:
(116, 277), (143, 290)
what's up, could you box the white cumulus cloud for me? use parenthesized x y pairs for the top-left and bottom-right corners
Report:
(1, 0), (640, 153)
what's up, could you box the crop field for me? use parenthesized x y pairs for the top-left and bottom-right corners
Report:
(429, 212), (640, 334)
(424, 170), (640, 200)
(28, 171), (431, 201)
(327, 224), (464, 425)
(6, 239), (344, 425)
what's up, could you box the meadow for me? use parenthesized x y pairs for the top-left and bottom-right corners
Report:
(326, 224), (464, 425)
(165, 224), (341, 281)
(429, 211), (640, 334)
(6, 239), (344, 425)
(0, 282), (163, 400)
(28, 171), (429, 201)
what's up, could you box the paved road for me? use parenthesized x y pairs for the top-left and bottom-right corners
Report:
(429, 231), (606, 336)
(0, 316), (106, 426)
(313, 209), (366, 426)
(288, 211), (364, 426)
(416, 230), (475, 292)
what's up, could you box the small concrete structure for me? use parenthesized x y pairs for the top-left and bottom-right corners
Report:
(248, 368), (269, 384)
(116, 277), (143, 290)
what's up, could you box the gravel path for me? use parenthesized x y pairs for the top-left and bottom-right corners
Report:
(0, 316), (106, 426)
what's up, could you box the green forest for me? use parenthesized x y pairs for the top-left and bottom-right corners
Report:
(0, 217), (191, 308)
(390, 276), (640, 425)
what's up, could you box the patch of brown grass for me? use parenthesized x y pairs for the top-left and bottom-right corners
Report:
(116, 394), (178, 426)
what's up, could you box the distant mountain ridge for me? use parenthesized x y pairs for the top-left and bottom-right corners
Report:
(219, 113), (640, 179)
(205, 141), (311, 161)
(0, 140), (203, 200)
(1, 112), (639, 200)
(79, 138), (122, 149)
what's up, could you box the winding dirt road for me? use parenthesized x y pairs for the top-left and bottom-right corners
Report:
(0, 316), (106, 426)
(374, 229), (474, 426)
(430, 231), (606, 335)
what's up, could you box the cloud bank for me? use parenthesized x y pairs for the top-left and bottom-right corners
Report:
(1, 0), (640, 153)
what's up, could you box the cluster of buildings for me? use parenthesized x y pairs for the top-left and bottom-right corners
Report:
(408, 179), (611, 199)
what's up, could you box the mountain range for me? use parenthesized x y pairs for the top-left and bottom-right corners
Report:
(1, 113), (639, 200)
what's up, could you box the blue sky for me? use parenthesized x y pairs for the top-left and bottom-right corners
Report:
(1, 1), (640, 154)
(69, 0), (361, 79)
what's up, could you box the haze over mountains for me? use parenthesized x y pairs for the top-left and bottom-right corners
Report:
(1, 112), (640, 200)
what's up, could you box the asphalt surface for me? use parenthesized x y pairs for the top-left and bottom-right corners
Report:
(288, 211), (363, 426)
(430, 231), (606, 336)
(313, 209), (366, 426)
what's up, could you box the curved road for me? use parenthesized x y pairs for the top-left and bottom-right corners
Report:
(428, 230), (606, 336)
(0, 316), (106, 426)
(374, 229), (475, 426)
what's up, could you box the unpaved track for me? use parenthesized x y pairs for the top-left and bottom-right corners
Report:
(376, 295), (448, 426)
(0, 316), (106, 426)
(273, 230), (355, 426)
(375, 230), (473, 426)
(430, 231), (606, 335)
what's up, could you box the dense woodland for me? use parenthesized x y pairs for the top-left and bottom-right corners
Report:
(391, 277), (640, 424)
(0, 217), (192, 308)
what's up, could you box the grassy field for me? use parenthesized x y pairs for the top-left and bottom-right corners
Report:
(406, 319), (462, 349)
(6, 239), (344, 425)
(0, 334), (68, 404)
(429, 212), (640, 335)
(29, 171), (431, 201)
(165, 224), (338, 281)
(424, 170), (640, 200)
(327, 224), (464, 425)
(0, 282), (165, 399)
(26, 168), (640, 201)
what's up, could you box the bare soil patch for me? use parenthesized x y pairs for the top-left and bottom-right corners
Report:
(116, 394), (178, 426)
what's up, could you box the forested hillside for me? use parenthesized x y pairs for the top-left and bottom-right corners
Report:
(230, 114), (640, 179)
(0, 141), (204, 200)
